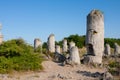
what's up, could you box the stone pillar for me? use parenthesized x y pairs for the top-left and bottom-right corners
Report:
(34, 38), (42, 49)
(104, 44), (111, 55)
(0, 34), (3, 45)
(34, 38), (42, 53)
(55, 45), (61, 53)
(70, 46), (80, 64)
(47, 34), (55, 53)
(62, 39), (68, 53)
(69, 41), (75, 50)
(0, 23), (3, 45)
(85, 10), (104, 64)
(114, 43), (120, 55)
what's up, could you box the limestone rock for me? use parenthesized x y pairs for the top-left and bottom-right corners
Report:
(85, 10), (104, 64)
(69, 41), (75, 52)
(62, 39), (68, 53)
(83, 55), (102, 64)
(34, 38), (42, 51)
(47, 34), (55, 53)
(0, 34), (3, 45)
(104, 44), (111, 56)
(54, 53), (66, 63)
(100, 72), (113, 80)
(86, 10), (104, 56)
(114, 43), (120, 55)
(55, 45), (61, 53)
(0, 23), (3, 45)
(69, 46), (80, 64)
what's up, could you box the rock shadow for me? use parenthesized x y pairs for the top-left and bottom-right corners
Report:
(76, 70), (102, 78)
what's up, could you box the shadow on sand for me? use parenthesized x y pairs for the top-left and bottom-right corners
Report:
(76, 70), (102, 78)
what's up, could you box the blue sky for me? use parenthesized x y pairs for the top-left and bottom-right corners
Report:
(0, 0), (120, 45)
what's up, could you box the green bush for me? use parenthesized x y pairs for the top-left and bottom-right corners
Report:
(0, 38), (44, 73)
(34, 46), (42, 53)
(0, 38), (34, 57)
(11, 53), (43, 71)
(0, 56), (13, 73)
(108, 61), (120, 68)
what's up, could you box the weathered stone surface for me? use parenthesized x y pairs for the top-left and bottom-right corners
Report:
(62, 39), (68, 53)
(104, 44), (111, 56)
(0, 23), (3, 45)
(0, 34), (3, 45)
(34, 38), (42, 49)
(55, 45), (61, 53)
(85, 10), (104, 64)
(69, 41), (75, 51)
(114, 43), (120, 55)
(86, 10), (104, 56)
(69, 46), (80, 64)
(100, 72), (113, 80)
(54, 53), (66, 63)
(83, 56), (102, 64)
(47, 34), (55, 53)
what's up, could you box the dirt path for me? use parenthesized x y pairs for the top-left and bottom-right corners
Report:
(0, 61), (105, 80)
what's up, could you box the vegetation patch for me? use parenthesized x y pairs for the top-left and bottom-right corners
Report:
(0, 38), (44, 73)
(107, 59), (120, 76)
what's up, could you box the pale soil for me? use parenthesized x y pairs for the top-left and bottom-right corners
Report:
(0, 61), (105, 80)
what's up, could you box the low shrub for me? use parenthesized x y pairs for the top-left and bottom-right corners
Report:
(0, 38), (44, 73)
(108, 60), (120, 76)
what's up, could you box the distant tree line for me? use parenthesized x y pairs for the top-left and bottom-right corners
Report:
(104, 38), (120, 48)
(43, 34), (120, 48)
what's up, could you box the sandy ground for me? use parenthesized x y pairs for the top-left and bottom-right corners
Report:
(0, 61), (105, 80)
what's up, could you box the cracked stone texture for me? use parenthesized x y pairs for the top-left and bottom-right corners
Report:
(85, 10), (104, 64)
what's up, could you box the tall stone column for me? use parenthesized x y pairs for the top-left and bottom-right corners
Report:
(104, 44), (111, 56)
(62, 39), (68, 53)
(85, 10), (104, 64)
(47, 34), (55, 53)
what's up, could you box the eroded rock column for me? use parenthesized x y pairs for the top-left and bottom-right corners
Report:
(62, 39), (68, 53)
(114, 43), (120, 55)
(69, 41), (75, 50)
(70, 46), (80, 64)
(104, 44), (111, 56)
(34, 38), (42, 53)
(85, 10), (104, 64)
(34, 38), (42, 49)
(55, 45), (61, 53)
(0, 23), (3, 45)
(47, 34), (55, 53)
(0, 35), (3, 45)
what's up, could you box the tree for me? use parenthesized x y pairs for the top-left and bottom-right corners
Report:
(64, 34), (85, 48)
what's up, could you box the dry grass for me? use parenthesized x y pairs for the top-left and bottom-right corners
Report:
(79, 47), (87, 58)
